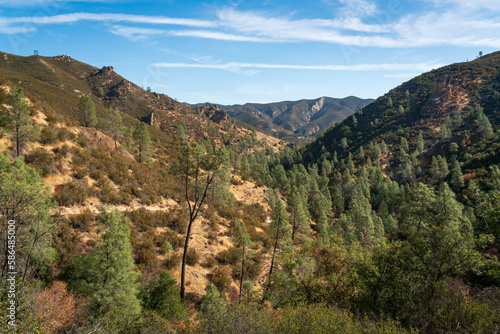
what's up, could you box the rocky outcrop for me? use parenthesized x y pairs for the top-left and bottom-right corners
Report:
(78, 127), (135, 161)
(196, 105), (230, 124)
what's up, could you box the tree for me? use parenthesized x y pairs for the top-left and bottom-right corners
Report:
(474, 107), (493, 140)
(100, 107), (122, 150)
(142, 271), (187, 321)
(4, 88), (39, 157)
(341, 137), (348, 150)
(233, 220), (255, 300)
(451, 159), (464, 191)
(289, 189), (309, 242)
(171, 141), (225, 302)
(78, 96), (97, 128)
(265, 191), (291, 296)
(0, 154), (54, 279)
(133, 121), (151, 163)
(60, 210), (141, 330)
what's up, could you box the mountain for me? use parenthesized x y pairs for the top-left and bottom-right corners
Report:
(300, 51), (500, 176)
(0, 52), (282, 149)
(191, 96), (373, 138)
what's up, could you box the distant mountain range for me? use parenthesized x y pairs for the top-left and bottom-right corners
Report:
(189, 96), (374, 137)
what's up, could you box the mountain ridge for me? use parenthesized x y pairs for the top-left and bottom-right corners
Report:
(188, 95), (373, 138)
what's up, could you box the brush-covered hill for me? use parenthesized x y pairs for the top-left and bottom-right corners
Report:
(299, 51), (500, 176)
(0, 51), (286, 325)
(191, 96), (372, 140)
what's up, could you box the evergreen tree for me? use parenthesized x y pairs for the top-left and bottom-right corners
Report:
(341, 137), (348, 149)
(400, 137), (409, 152)
(416, 131), (424, 154)
(100, 107), (122, 150)
(265, 192), (291, 295)
(0, 154), (54, 279)
(133, 121), (151, 163)
(474, 106), (494, 140)
(61, 211), (141, 330)
(451, 159), (465, 191)
(233, 220), (255, 299)
(78, 95), (97, 128)
(4, 88), (39, 157)
(289, 189), (309, 242)
(143, 271), (187, 321)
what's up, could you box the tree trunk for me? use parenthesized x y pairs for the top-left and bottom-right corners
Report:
(180, 215), (194, 303)
(239, 246), (245, 301)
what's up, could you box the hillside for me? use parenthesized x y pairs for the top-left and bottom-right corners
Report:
(300, 51), (500, 175)
(0, 52), (287, 327)
(191, 96), (372, 139)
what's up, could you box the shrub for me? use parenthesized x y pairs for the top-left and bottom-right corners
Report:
(53, 181), (88, 206)
(68, 209), (94, 231)
(164, 252), (181, 269)
(202, 256), (218, 269)
(216, 247), (239, 265)
(186, 248), (199, 266)
(24, 148), (55, 176)
(209, 266), (232, 293)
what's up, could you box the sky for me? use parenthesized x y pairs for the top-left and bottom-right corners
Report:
(0, 0), (499, 105)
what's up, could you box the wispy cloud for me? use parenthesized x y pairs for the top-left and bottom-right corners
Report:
(0, 0), (120, 6)
(0, 12), (215, 32)
(154, 61), (444, 73)
(1, 1), (499, 49)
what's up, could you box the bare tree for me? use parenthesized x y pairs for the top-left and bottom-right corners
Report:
(171, 141), (224, 302)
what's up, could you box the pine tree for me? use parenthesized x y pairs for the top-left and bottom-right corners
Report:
(100, 107), (122, 150)
(233, 220), (255, 300)
(416, 131), (424, 154)
(451, 159), (464, 191)
(133, 121), (151, 163)
(78, 96), (97, 128)
(4, 88), (39, 157)
(341, 137), (348, 149)
(61, 211), (141, 329)
(474, 106), (494, 140)
(0, 154), (54, 279)
(266, 192), (291, 295)
(289, 189), (309, 242)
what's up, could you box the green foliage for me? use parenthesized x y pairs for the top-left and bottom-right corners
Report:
(100, 107), (123, 149)
(142, 271), (187, 321)
(133, 121), (151, 163)
(3, 88), (39, 157)
(0, 154), (55, 279)
(60, 210), (141, 331)
(78, 96), (97, 128)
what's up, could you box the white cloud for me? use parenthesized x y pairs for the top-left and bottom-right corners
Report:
(337, 0), (379, 17)
(154, 61), (444, 73)
(168, 30), (271, 42)
(1, 12), (215, 28)
(109, 25), (165, 41)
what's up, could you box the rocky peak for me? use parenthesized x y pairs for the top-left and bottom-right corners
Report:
(196, 105), (230, 124)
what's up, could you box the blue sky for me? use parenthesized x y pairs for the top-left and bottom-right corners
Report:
(0, 0), (498, 104)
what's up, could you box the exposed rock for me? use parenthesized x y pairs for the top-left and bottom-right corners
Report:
(196, 105), (230, 124)
(78, 127), (135, 161)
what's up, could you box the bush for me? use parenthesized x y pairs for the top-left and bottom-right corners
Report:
(209, 266), (232, 293)
(24, 148), (55, 176)
(68, 209), (94, 231)
(216, 247), (239, 265)
(186, 248), (199, 266)
(164, 252), (181, 269)
(202, 256), (218, 269)
(53, 181), (88, 206)
(142, 271), (187, 321)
